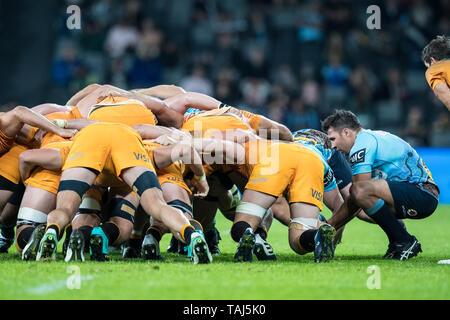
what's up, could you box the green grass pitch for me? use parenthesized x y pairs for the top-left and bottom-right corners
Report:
(1, 205), (449, 300)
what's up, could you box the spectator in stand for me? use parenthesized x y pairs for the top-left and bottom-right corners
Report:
(402, 106), (428, 147)
(104, 16), (140, 59)
(180, 64), (214, 96)
(285, 93), (321, 131)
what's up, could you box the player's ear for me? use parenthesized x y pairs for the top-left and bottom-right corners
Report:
(430, 57), (437, 65)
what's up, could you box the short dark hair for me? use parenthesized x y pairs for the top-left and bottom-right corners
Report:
(422, 35), (450, 65)
(321, 109), (361, 132)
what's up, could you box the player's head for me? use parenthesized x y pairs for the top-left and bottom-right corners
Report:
(321, 109), (361, 155)
(422, 35), (450, 68)
(293, 129), (332, 150)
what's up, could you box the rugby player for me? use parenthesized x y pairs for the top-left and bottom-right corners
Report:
(322, 110), (440, 260)
(31, 122), (212, 264)
(422, 35), (450, 112)
(209, 129), (336, 263)
(0, 104), (77, 252)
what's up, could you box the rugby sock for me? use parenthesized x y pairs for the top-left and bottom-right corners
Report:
(203, 219), (216, 233)
(181, 225), (196, 244)
(46, 224), (61, 240)
(64, 224), (72, 239)
(230, 221), (252, 242)
(78, 226), (93, 242)
(189, 219), (203, 232)
(255, 226), (268, 240)
(299, 229), (317, 252)
(16, 226), (35, 250)
(370, 203), (413, 243)
(101, 222), (120, 245)
(129, 232), (143, 249)
(1, 226), (15, 239)
(146, 226), (162, 242)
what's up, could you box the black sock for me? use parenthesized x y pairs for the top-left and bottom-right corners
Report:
(299, 229), (317, 252)
(371, 204), (412, 243)
(255, 227), (267, 240)
(1, 226), (15, 239)
(64, 225), (72, 241)
(16, 226), (35, 250)
(182, 225), (196, 244)
(101, 222), (120, 244)
(230, 221), (252, 242)
(78, 226), (93, 242)
(189, 219), (203, 232)
(146, 226), (162, 242)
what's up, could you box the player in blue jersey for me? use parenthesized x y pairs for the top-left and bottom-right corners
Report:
(322, 110), (440, 260)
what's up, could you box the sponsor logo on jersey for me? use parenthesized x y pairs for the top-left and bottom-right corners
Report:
(349, 148), (366, 165)
(311, 188), (323, 201)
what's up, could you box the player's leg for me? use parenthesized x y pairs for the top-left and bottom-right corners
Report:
(350, 179), (427, 260)
(143, 182), (195, 260)
(89, 189), (139, 262)
(122, 206), (149, 259)
(65, 188), (104, 262)
(288, 202), (335, 262)
(37, 167), (97, 261)
(120, 166), (212, 264)
(16, 186), (56, 260)
(231, 189), (277, 262)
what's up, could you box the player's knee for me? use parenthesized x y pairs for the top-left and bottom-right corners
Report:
(132, 171), (162, 197)
(349, 181), (370, 203)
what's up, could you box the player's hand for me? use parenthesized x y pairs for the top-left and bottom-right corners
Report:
(58, 128), (77, 139)
(96, 86), (128, 101)
(190, 174), (209, 198)
(154, 134), (177, 146)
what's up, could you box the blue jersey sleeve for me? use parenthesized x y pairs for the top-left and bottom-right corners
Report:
(349, 131), (377, 176)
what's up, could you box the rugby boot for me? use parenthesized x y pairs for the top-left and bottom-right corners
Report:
(62, 225), (72, 258)
(392, 236), (422, 261)
(314, 224), (336, 263)
(122, 238), (142, 259)
(36, 228), (58, 261)
(253, 233), (276, 261)
(141, 233), (162, 260)
(22, 224), (45, 261)
(0, 232), (14, 253)
(188, 231), (212, 264)
(89, 227), (110, 261)
(64, 229), (86, 262)
(204, 226), (221, 255)
(234, 228), (256, 263)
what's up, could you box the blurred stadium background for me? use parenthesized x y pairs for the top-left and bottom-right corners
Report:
(0, 0), (449, 200)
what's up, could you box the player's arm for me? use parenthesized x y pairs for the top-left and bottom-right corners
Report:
(163, 92), (221, 114)
(66, 83), (101, 106)
(63, 119), (98, 131)
(432, 82), (450, 111)
(192, 138), (246, 166)
(153, 142), (209, 197)
(133, 85), (186, 99)
(0, 106), (75, 139)
(19, 148), (63, 181)
(132, 124), (186, 140)
(323, 187), (344, 215)
(257, 115), (293, 141)
(31, 103), (73, 115)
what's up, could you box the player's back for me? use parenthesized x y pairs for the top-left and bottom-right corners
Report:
(88, 95), (157, 127)
(351, 129), (433, 185)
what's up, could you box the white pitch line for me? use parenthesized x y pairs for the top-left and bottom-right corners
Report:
(26, 275), (94, 295)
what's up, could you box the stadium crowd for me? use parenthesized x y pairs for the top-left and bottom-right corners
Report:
(48, 0), (450, 147)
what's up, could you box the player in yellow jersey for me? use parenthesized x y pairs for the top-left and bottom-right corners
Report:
(0, 105), (76, 253)
(29, 122), (212, 264)
(423, 35), (450, 111)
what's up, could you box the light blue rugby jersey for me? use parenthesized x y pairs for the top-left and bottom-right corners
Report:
(349, 129), (437, 187)
(292, 131), (337, 192)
